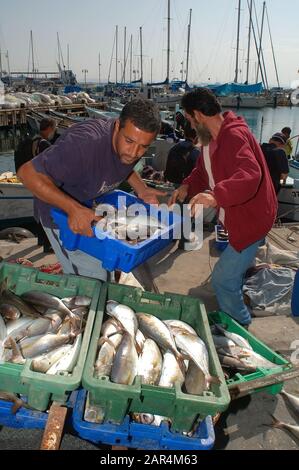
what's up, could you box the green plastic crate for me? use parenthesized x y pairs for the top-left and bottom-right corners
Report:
(208, 311), (292, 395)
(82, 283), (231, 433)
(0, 262), (101, 411)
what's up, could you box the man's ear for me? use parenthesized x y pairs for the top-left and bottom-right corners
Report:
(193, 110), (205, 122)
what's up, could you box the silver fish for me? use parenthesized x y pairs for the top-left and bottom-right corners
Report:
(31, 344), (73, 373)
(212, 334), (236, 350)
(0, 304), (21, 321)
(214, 324), (253, 350)
(21, 291), (79, 326)
(106, 301), (138, 338)
(240, 350), (276, 369)
(0, 314), (6, 341)
(136, 313), (183, 365)
(185, 360), (208, 395)
(47, 333), (82, 375)
(19, 333), (71, 359)
(1, 289), (41, 318)
(172, 328), (219, 389)
(137, 338), (162, 385)
(22, 317), (54, 338)
(270, 415), (299, 441)
(159, 351), (185, 388)
(100, 318), (121, 337)
(218, 353), (257, 372)
(94, 333), (122, 378)
(280, 390), (299, 418)
(164, 319), (197, 336)
(5, 317), (35, 343)
(110, 332), (138, 385)
(61, 296), (91, 309)
(135, 329), (146, 352)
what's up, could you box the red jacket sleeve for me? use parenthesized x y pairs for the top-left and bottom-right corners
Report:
(182, 153), (209, 199)
(213, 135), (262, 208)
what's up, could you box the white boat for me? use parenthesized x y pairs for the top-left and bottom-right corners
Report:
(0, 181), (34, 223)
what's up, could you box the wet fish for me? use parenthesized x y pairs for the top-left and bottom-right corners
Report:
(47, 333), (82, 375)
(0, 227), (34, 242)
(94, 332), (122, 378)
(106, 301), (138, 338)
(185, 360), (208, 395)
(172, 328), (219, 389)
(136, 313), (183, 365)
(135, 329), (146, 352)
(31, 344), (73, 373)
(19, 333), (72, 358)
(164, 319), (197, 336)
(1, 289), (41, 318)
(100, 318), (121, 338)
(159, 351), (185, 388)
(212, 334), (236, 350)
(280, 390), (299, 418)
(0, 303), (21, 321)
(5, 317), (35, 342)
(21, 291), (80, 331)
(61, 296), (91, 309)
(218, 353), (257, 372)
(137, 338), (162, 385)
(0, 314), (6, 341)
(270, 415), (299, 441)
(214, 324), (253, 350)
(110, 332), (138, 385)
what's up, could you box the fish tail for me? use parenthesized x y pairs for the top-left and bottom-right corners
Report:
(11, 398), (24, 414)
(207, 375), (221, 386)
(270, 414), (283, 429)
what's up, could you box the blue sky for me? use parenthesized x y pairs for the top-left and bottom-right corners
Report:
(0, 0), (298, 87)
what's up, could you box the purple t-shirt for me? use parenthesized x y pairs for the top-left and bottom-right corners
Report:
(32, 118), (135, 228)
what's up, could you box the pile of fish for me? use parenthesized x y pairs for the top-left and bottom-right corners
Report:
(0, 278), (91, 375)
(94, 203), (166, 245)
(90, 300), (220, 426)
(211, 324), (277, 373)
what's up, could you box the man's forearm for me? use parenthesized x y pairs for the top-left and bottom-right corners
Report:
(18, 161), (82, 215)
(127, 171), (147, 196)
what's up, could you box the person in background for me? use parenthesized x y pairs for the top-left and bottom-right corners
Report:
(168, 88), (277, 327)
(14, 118), (58, 172)
(261, 132), (289, 194)
(281, 127), (293, 159)
(14, 117), (59, 253)
(164, 120), (200, 185)
(17, 99), (163, 281)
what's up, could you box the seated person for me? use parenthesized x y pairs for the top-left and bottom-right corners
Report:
(164, 121), (200, 185)
(261, 132), (289, 194)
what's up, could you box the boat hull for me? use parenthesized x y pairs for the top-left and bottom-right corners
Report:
(0, 182), (34, 221)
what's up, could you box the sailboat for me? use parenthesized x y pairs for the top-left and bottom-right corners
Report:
(215, 0), (274, 109)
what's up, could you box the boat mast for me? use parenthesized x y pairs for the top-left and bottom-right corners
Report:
(265, 4), (280, 88)
(166, 0), (171, 83)
(140, 26), (143, 84)
(234, 0), (241, 83)
(108, 29), (116, 84)
(247, 0), (267, 89)
(67, 44), (70, 70)
(130, 34), (133, 83)
(30, 30), (35, 78)
(0, 47), (2, 78)
(116, 25), (118, 84)
(185, 8), (192, 84)
(245, 0), (252, 83)
(98, 52), (101, 85)
(256, 1), (265, 83)
(123, 27), (127, 83)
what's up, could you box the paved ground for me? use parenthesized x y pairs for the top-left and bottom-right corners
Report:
(0, 229), (299, 450)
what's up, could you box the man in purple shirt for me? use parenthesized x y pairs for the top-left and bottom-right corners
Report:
(17, 99), (163, 280)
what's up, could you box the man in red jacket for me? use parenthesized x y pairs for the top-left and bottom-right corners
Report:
(169, 88), (277, 326)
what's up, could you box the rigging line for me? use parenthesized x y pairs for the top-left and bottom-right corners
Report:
(265, 4), (280, 88)
(107, 30), (116, 84)
(247, 0), (267, 88)
(252, 0), (268, 89)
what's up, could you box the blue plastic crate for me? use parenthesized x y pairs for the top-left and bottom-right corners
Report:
(214, 224), (229, 251)
(51, 190), (182, 272)
(72, 390), (215, 450)
(0, 392), (77, 430)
